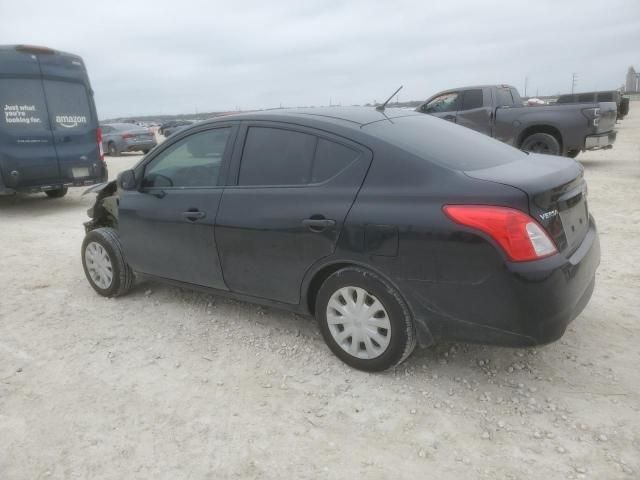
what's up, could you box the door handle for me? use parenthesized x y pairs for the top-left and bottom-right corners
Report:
(182, 210), (206, 221)
(302, 217), (335, 232)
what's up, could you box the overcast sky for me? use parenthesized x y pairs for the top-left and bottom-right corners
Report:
(2, 0), (639, 118)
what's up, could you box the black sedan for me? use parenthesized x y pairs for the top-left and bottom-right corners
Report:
(81, 107), (599, 371)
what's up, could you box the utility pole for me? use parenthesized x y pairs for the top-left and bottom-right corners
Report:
(524, 76), (528, 97)
(571, 73), (578, 94)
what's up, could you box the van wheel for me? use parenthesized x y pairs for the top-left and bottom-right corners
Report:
(108, 142), (120, 157)
(520, 133), (560, 155)
(142, 149), (150, 154)
(82, 227), (134, 297)
(45, 187), (68, 198)
(567, 149), (580, 159)
(315, 267), (416, 372)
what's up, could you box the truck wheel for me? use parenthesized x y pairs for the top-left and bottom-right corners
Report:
(521, 133), (560, 155)
(45, 187), (68, 198)
(567, 150), (580, 159)
(315, 267), (416, 372)
(108, 142), (120, 157)
(81, 227), (134, 297)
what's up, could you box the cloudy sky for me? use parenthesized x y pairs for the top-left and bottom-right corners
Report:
(2, 0), (638, 118)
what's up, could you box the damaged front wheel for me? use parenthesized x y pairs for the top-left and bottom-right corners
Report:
(81, 227), (134, 297)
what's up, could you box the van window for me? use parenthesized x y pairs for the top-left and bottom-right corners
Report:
(42, 80), (92, 131)
(0, 78), (50, 131)
(239, 127), (316, 186)
(311, 139), (360, 183)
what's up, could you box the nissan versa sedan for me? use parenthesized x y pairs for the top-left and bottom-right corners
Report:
(81, 107), (600, 371)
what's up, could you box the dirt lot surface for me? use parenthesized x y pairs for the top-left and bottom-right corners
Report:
(1, 111), (639, 480)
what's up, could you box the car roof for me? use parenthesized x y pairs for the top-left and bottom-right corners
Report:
(200, 107), (422, 130)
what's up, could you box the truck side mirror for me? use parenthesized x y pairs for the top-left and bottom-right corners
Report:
(118, 169), (137, 190)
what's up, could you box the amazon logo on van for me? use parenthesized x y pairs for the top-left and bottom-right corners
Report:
(55, 115), (87, 128)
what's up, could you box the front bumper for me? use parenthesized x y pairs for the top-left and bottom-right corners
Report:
(585, 130), (616, 150)
(406, 217), (600, 347)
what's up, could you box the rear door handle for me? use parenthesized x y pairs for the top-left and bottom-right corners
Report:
(182, 209), (206, 221)
(303, 217), (335, 232)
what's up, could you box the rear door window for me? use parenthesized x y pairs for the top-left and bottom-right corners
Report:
(42, 80), (92, 131)
(459, 89), (484, 111)
(0, 78), (50, 132)
(311, 139), (360, 183)
(239, 127), (317, 186)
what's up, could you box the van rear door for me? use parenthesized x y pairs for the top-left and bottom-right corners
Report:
(0, 77), (60, 189)
(43, 79), (100, 184)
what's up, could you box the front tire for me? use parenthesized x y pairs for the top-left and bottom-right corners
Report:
(520, 132), (561, 156)
(315, 267), (416, 371)
(45, 187), (68, 198)
(81, 227), (134, 297)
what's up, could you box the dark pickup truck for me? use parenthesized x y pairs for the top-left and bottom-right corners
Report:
(417, 84), (617, 158)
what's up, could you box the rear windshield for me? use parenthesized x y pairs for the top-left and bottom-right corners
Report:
(0, 78), (50, 132)
(43, 80), (92, 131)
(366, 114), (524, 171)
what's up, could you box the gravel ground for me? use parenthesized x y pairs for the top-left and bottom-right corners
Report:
(1, 111), (639, 480)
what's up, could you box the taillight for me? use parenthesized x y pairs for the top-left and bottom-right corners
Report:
(443, 205), (557, 262)
(96, 127), (104, 162)
(582, 107), (600, 127)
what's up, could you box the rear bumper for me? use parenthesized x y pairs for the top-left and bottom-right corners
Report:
(405, 217), (600, 347)
(0, 163), (108, 195)
(585, 130), (616, 150)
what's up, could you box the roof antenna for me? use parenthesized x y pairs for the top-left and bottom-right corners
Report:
(376, 85), (403, 111)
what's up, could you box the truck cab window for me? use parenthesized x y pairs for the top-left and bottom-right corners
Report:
(460, 89), (483, 111)
(496, 88), (514, 107)
(422, 92), (459, 113)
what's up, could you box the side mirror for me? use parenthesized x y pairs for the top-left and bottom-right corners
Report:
(118, 169), (137, 190)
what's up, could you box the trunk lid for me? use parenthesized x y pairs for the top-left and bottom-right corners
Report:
(465, 154), (589, 256)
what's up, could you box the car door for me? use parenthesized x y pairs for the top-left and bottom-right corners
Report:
(0, 77), (60, 189)
(418, 92), (460, 123)
(455, 88), (493, 136)
(42, 79), (100, 183)
(118, 124), (237, 289)
(215, 123), (372, 304)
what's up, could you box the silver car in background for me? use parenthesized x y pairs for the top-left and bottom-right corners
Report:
(101, 123), (157, 156)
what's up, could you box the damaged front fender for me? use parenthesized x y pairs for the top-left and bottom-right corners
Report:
(83, 180), (119, 233)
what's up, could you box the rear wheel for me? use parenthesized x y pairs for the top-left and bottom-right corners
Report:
(45, 187), (68, 198)
(142, 149), (150, 154)
(521, 133), (560, 156)
(82, 227), (134, 297)
(315, 267), (416, 371)
(108, 142), (120, 157)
